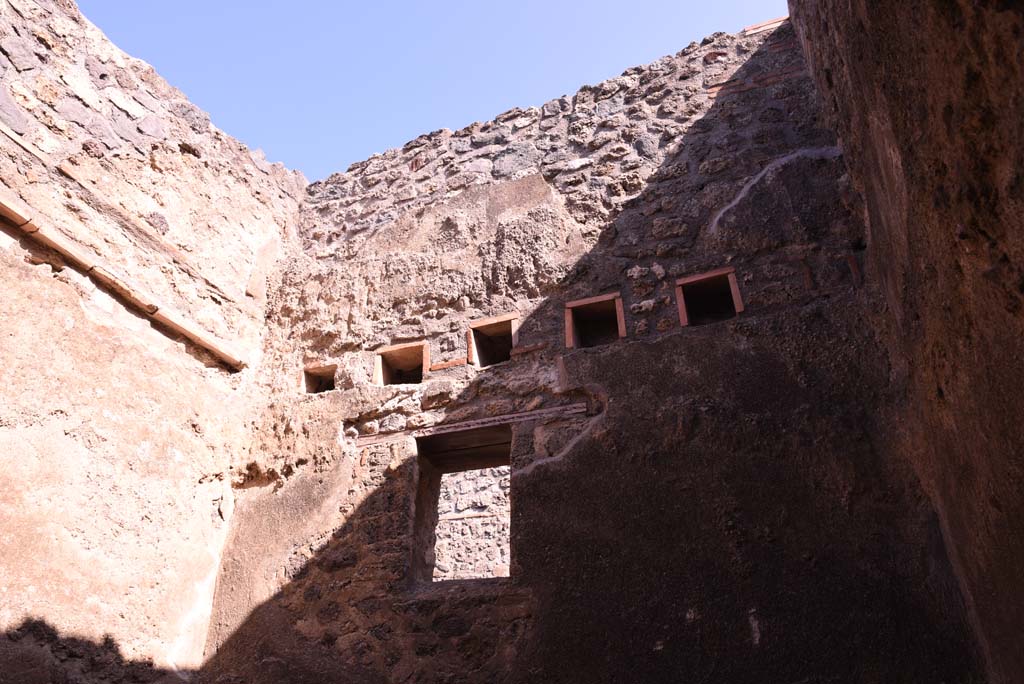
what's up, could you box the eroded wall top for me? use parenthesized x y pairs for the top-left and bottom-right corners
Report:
(303, 20), (823, 258)
(0, 0), (305, 358)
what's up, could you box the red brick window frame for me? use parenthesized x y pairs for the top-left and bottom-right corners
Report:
(564, 292), (627, 349)
(467, 312), (520, 368)
(675, 266), (745, 327)
(373, 341), (431, 385)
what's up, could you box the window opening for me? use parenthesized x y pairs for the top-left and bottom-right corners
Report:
(375, 342), (429, 385)
(565, 293), (626, 349)
(469, 314), (518, 368)
(676, 267), (744, 326)
(412, 424), (512, 582)
(304, 364), (337, 393)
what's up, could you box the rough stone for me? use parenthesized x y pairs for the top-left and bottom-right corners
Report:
(0, 4), (1008, 684)
(790, 3), (1024, 682)
(0, 87), (29, 134)
(0, 35), (40, 72)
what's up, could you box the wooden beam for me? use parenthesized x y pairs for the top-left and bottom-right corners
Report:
(614, 296), (627, 338)
(355, 403), (588, 446)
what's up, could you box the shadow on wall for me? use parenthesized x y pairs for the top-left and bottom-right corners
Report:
(0, 619), (179, 684)
(0, 24), (986, 684)
(0, 462), (531, 684)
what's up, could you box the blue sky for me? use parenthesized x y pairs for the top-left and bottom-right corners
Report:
(77, 1), (788, 181)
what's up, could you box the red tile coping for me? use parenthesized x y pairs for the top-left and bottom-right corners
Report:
(429, 357), (468, 372)
(510, 342), (548, 357)
(766, 37), (800, 53)
(753, 67), (808, 87)
(0, 190), (247, 371)
(565, 291), (621, 308)
(742, 17), (789, 36)
(468, 311), (520, 328)
(707, 64), (807, 98)
(375, 341), (429, 354)
(707, 80), (760, 97)
(676, 266), (736, 286)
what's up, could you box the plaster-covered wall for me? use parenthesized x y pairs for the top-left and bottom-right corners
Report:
(0, 0), (302, 672)
(0, 3), (997, 681)
(788, 2), (1024, 682)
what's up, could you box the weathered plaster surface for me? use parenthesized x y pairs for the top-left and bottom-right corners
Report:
(0, 2), (1000, 682)
(789, 2), (1024, 681)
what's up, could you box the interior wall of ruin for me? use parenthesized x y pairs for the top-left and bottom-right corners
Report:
(788, 3), (1024, 682)
(203, 20), (984, 684)
(0, 0), (302, 673)
(0, 1), (1003, 681)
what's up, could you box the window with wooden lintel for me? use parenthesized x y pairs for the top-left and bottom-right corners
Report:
(304, 364), (337, 393)
(412, 424), (512, 582)
(675, 267), (744, 326)
(564, 292), (626, 349)
(373, 342), (430, 385)
(468, 313), (519, 368)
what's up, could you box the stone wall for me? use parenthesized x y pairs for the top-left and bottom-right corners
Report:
(0, 0), (303, 356)
(0, 2), (1000, 682)
(788, 2), (1024, 682)
(0, 0), (301, 674)
(434, 467), (511, 580)
(203, 19), (983, 684)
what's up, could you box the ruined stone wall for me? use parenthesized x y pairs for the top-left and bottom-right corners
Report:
(204, 20), (983, 684)
(788, 3), (1024, 682)
(434, 467), (511, 580)
(0, 3), (998, 682)
(0, 0), (302, 674)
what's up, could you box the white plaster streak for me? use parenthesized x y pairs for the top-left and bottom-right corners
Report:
(707, 146), (842, 234)
(748, 607), (761, 647)
(165, 485), (233, 679)
(164, 550), (218, 679)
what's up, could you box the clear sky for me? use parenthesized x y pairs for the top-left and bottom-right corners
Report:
(76, 1), (788, 181)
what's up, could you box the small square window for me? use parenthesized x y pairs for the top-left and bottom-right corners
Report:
(676, 267), (745, 327)
(374, 342), (429, 385)
(468, 313), (519, 368)
(412, 425), (512, 582)
(304, 364), (337, 394)
(565, 293), (626, 349)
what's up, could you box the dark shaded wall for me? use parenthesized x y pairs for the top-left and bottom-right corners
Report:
(0, 14), (991, 684)
(198, 24), (982, 684)
(787, 3), (1024, 682)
